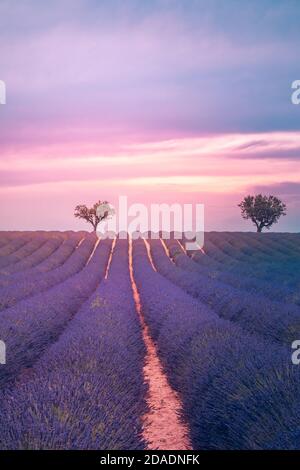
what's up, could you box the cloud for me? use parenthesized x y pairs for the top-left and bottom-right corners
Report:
(0, 1), (299, 231)
(1, 0), (300, 147)
(1, 133), (299, 195)
(251, 181), (300, 196)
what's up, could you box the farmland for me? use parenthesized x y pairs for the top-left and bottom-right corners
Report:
(0, 230), (300, 450)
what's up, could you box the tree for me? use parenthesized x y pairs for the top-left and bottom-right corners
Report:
(74, 200), (114, 232)
(238, 194), (286, 232)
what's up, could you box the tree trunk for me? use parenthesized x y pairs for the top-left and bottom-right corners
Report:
(257, 226), (263, 233)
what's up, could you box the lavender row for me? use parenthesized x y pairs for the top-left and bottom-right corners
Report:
(0, 233), (20, 248)
(19, 232), (83, 275)
(193, 248), (298, 287)
(207, 232), (300, 259)
(0, 236), (112, 389)
(0, 239), (146, 450)
(0, 233), (83, 287)
(207, 233), (279, 263)
(204, 233), (300, 280)
(149, 239), (300, 346)
(166, 240), (299, 306)
(0, 232), (71, 259)
(132, 239), (300, 449)
(204, 233), (300, 266)
(206, 233), (275, 259)
(205, 239), (299, 278)
(0, 235), (96, 310)
(227, 232), (300, 256)
(0, 235), (38, 266)
(185, 231), (300, 298)
(198, 237), (282, 276)
(192, 238), (300, 286)
(0, 232), (68, 272)
(0, 236), (64, 277)
(0, 234), (33, 256)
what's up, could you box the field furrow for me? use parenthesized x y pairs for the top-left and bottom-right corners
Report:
(132, 238), (300, 450)
(166, 239), (300, 305)
(0, 235), (97, 310)
(0, 231), (299, 451)
(148, 239), (300, 345)
(0, 237), (112, 389)
(0, 239), (146, 450)
(0, 233), (83, 288)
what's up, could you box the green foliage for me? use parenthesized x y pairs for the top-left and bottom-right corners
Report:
(74, 200), (112, 231)
(238, 194), (287, 232)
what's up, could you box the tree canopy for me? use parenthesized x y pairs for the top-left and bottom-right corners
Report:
(238, 194), (286, 232)
(74, 200), (113, 231)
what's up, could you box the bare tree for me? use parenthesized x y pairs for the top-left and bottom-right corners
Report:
(74, 200), (113, 232)
(238, 194), (287, 232)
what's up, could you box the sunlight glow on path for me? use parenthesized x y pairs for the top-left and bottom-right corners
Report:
(129, 237), (192, 450)
(142, 237), (157, 272)
(85, 238), (100, 265)
(104, 237), (117, 279)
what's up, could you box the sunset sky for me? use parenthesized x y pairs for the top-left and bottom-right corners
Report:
(1, 0), (299, 231)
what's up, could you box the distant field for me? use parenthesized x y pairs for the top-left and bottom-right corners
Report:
(0, 231), (300, 450)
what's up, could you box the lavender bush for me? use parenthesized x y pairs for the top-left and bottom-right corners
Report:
(148, 239), (300, 345)
(0, 239), (146, 450)
(0, 234), (36, 266)
(0, 236), (63, 276)
(132, 238), (300, 449)
(0, 236), (112, 389)
(166, 239), (299, 305)
(0, 232), (83, 288)
(0, 235), (97, 310)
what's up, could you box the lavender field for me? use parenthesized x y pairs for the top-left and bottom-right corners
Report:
(0, 230), (300, 450)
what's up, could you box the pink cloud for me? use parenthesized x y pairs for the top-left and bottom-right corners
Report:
(0, 132), (299, 231)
